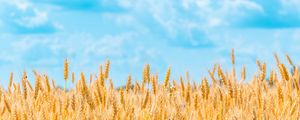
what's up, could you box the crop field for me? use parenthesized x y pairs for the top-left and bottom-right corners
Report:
(0, 50), (299, 120)
(1, 0), (300, 120)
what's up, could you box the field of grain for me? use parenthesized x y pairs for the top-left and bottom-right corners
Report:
(0, 50), (299, 120)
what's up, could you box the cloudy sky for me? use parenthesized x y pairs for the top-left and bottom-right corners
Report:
(1, 0), (300, 87)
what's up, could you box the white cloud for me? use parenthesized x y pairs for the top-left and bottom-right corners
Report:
(14, 0), (30, 11)
(0, 0), (31, 11)
(109, 0), (264, 46)
(0, 0), (60, 34)
(15, 9), (48, 28)
(207, 18), (222, 27)
(84, 33), (134, 56)
(194, 0), (263, 26)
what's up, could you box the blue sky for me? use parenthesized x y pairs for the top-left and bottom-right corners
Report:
(1, 0), (300, 87)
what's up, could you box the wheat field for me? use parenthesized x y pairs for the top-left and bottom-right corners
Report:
(0, 50), (299, 120)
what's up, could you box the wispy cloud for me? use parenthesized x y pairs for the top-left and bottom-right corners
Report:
(235, 0), (300, 28)
(0, 0), (60, 34)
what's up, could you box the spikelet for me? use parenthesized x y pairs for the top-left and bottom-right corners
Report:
(231, 48), (235, 65)
(289, 100), (298, 116)
(95, 79), (103, 105)
(78, 97), (85, 117)
(70, 98), (76, 115)
(172, 79), (178, 90)
(120, 88), (125, 108)
(269, 70), (274, 85)
(257, 87), (262, 109)
(72, 72), (75, 84)
(64, 59), (69, 92)
(12, 83), (17, 93)
(151, 75), (157, 95)
(109, 78), (114, 90)
(180, 76), (185, 97)
(16, 83), (21, 94)
(257, 90), (262, 120)
(8, 72), (13, 93)
(51, 79), (56, 90)
(218, 65), (226, 86)
(23, 70), (27, 80)
(22, 77), (27, 99)
(274, 53), (280, 65)
(126, 75), (132, 93)
(155, 72), (159, 82)
(227, 80), (234, 98)
(277, 84), (283, 105)
(80, 72), (87, 93)
(208, 70), (217, 85)
(111, 95), (118, 120)
(143, 64), (150, 84)
(63, 97), (69, 116)
(12, 107), (19, 120)
(64, 59), (69, 80)
(241, 65), (246, 81)
(104, 60), (110, 79)
(201, 78), (209, 100)
(99, 64), (103, 77)
(256, 60), (263, 71)
(134, 81), (140, 94)
(34, 74), (41, 99)
(273, 71), (278, 85)
(141, 78), (145, 92)
(101, 85), (107, 108)
(99, 65), (105, 87)
(259, 63), (266, 81)
(278, 64), (284, 80)
(286, 54), (294, 67)
(142, 90), (149, 109)
(21, 71), (28, 99)
(51, 99), (56, 113)
(185, 81), (191, 104)
(186, 70), (190, 81)
(293, 66), (300, 91)
(24, 81), (32, 93)
(44, 75), (51, 92)
(232, 67), (236, 81)
(4, 97), (11, 113)
(0, 106), (5, 116)
(194, 94), (199, 109)
(237, 86), (242, 105)
(279, 64), (289, 81)
(212, 64), (217, 74)
(14, 83), (21, 94)
(164, 67), (171, 88)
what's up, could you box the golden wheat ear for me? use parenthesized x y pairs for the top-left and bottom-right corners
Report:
(274, 53), (280, 65)
(104, 60), (110, 79)
(231, 48), (235, 65)
(164, 66), (171, 88)
(64, 58), (69, 92)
